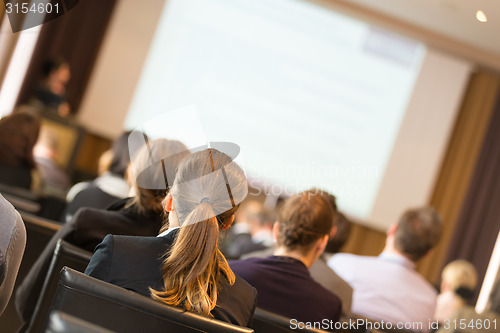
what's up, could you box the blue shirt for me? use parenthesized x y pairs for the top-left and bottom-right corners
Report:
(328, 252), (437, 329)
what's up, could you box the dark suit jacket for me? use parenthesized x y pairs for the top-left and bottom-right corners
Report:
(230, 256), (342, 328)
(15, 198), (163, 325)
(85, 230), (257, 328)
(65, 183), (122, 221)
(225, 232), (268, 260)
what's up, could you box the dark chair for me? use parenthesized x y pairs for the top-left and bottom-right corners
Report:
(252, 307), (331, 333)
(0, 194), (27, 316)
(0, 213), (61, 332)
(338, 314), (371, 333)
(348, 313), (416, 333)
(0, 183), (66, 220)
(45, 267), (254, 333)
(27, 240), (92, 332)
(45, 311), (114, 333)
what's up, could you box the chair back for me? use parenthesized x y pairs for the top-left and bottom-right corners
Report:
(45, 311), (114, 333)
(253, 307), (331, 333)
(0, 195), (26, 316)
(46, 267), (254, 333)
(28, 240), (92, 332)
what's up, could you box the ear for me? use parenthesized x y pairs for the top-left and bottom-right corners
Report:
(272, 221), (280, 242)
(317, 234), (329, 254)
(221, 215), (235, 231)
(329, 225), (337, 239)
(387, 223), (398, 237)
(164, 193), (174, 212)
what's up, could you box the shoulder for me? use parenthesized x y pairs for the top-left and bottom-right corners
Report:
(107, 235), (168, 256)
(66, 181), (91, 201)
(215, 273), (257, 327)
(233, 274), (257, 298)
(229, 257), (270, 274)
(85, 235), (168, 280)
(328, 253), (367, 268)
(240, 247), (274, 260)
(73, 207), (126, 225)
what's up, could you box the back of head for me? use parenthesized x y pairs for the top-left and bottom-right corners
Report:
(130, 138), (190, 214)
(394, 207), (442, 261)
(0, 108), (41, 168)
(151, 148), (248, 317)
(441, 260), (477, 298)
(34, 127), (60, 159)
(277, 190), (335, 254)
(170, 148), (247, 225)
(109, 131), (132, 177)
(41, 58), (68, 78)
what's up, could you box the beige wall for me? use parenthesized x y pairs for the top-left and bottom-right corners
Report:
(77, 0), (167, 139)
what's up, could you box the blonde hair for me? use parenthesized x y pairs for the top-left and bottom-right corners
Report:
(150, 149), (247, 317)
(442, 260), (478, 292)
(129, 139), (190, 214)
(98, 150), (113, 175)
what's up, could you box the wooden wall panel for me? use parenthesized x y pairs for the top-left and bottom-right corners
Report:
(418, 70), (500, 284)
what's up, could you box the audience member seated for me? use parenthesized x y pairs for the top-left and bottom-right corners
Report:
(226, 201), (274, 259)
(328, 207), (442, 328)
(241, 191), (354, 314)
(33, 126), (71, 198)
(0, 107), (41, 189)
(435, 260), (478, 324)
(85, 148), (257, 327)
(221, 199), (261, 259)
(0, 194), (26, 316)
(65, 131), (132, 221)
(230, 190), (342, 327)
(15, 138), (189, 329)
(437, 279), (500, 333)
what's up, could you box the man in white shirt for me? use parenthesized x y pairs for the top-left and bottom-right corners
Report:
(328, 207), (442, 330)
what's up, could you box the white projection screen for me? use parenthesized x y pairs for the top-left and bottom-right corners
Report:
(124, 0), (471, 230)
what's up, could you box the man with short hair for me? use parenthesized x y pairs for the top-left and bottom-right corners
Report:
(328, 207), (442, 327)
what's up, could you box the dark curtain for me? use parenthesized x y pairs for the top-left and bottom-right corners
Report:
(16, 0), (118, 112)
(444, 87), (500, 302)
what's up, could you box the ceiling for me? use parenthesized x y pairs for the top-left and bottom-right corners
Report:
(318, 0), (500, 69)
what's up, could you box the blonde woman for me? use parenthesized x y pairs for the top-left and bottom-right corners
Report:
(85, 148), (256, 327)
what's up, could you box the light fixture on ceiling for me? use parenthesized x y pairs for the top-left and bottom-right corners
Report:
(476, 10), (487, 23)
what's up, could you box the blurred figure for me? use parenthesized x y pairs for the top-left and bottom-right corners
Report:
(329, 207), (442, 327)
(0, 194), (26, 316)
(220, 199), (261, 259)
(33, 126), (71, 198)
(30, 58), (71, 117)
(0, 107), (41, 189)
(226, 202), (274, 259)
(16, 139), (190, 329)
(230, 190), (342, 326)
(437, 279), (500, 333)
(64, 131), (131, 221)
(435, 260), (478, 323)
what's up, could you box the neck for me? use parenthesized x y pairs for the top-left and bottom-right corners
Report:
(382, 243), (414, 263)
(273, 246), (317, 268)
